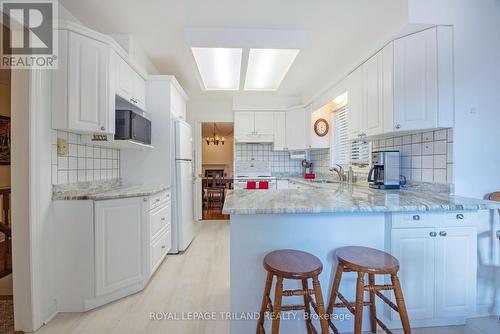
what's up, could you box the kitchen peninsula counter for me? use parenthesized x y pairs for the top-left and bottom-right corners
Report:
(225, 182), (499, 333)
(223, 182), (499, 215)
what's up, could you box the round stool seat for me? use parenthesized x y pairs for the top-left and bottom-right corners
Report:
(263, 249), (323, 279)
(336, 246), (399, 274)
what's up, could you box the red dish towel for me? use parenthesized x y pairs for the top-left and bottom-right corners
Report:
(259, 181), (269, 189)
(304, 173), (316, 179)
(246, 181), (256, 189)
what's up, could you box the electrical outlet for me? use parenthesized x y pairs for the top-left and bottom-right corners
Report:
(57, 138), (69, 156)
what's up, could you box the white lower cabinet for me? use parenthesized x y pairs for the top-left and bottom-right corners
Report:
(54, 190), (171, 312)
(391, 227), (436, 320)
(150, 224), (172, 274)
(94, 197), (148, 296)
(389, 211), (477, 324)
(434, 226), (476, 318)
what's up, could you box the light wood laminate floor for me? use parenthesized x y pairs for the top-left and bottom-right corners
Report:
(35, 221), (498, 334)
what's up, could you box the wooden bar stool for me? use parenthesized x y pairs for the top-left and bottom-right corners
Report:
(257, 249), (329, 334)
(326, 246), (411, 334)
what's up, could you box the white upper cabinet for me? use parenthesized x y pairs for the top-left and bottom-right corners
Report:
(115, 53), (147, 112)
(347, 67), (363, 139)
(254, 112), (275, 137)
(344, 27), (453, 139)
(362, 50), (385, 137)
(52, 30), (113, 134)
(234, 112), (254, 140)
(234, 111), (274, 142)
(347, 49), (385, 139)
(285, 107), (308, 150)
(393, 27), (453, 132)
(273, 112), (286, 151)
(394, 28), (438, 131)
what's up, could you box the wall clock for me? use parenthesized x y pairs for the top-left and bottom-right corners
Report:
(314, 118), (329, 137)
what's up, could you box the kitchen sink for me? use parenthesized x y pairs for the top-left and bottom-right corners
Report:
(308, 179), (340, 184)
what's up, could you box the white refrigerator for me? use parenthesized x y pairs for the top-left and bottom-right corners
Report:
(171, 120), (195, 253)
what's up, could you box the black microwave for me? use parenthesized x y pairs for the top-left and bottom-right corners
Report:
(115, 110), (151, 145)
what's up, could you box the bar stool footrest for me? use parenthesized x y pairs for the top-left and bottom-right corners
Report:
(282, 288), (315, 297)
(375, 290), (399, 312)
(375, 316), (395, 334)
(280, 305), (305, 312)
(327, 319), (340, 334)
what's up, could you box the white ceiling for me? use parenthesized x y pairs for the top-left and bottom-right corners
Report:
(59, 0), (408, 102)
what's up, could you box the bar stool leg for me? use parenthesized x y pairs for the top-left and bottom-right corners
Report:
(354, 272), (365, 334)
(391, 274), (412, 334)
(368, 274), (377, 333)
(256, 272), (274, 334)
(271, 276), (283, 334)
(327, 262), (344, 315)
(302, 279), (313, 334)
(312, 276), (329, 334)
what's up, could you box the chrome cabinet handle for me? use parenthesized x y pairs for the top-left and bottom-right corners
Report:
(100, 126), (106, 131)
(143, 198), (148, 202)
(439, 231), (447, 237)
(413, 215), (420, 221)
(429, 232), (437, 237)
(161, 245), (166, 249)
(456, 214), (464, 220)
(161, 217), (165, 221)
(395, 124), (401, 129)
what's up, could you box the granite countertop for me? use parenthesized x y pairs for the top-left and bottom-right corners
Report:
(53, 179), (170, 200)
(222, 179), (500, 215)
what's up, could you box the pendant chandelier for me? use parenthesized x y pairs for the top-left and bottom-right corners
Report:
(205, 123), (225, 146)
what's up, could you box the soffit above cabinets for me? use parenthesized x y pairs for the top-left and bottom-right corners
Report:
(185, 27), (307, 92)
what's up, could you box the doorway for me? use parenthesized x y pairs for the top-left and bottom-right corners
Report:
(0, 68), (13, 332)
(201, 122), (233, 220)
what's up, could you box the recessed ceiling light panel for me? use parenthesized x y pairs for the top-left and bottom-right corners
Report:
(191, 47), (242, 90)
(244, 48), (300, 91)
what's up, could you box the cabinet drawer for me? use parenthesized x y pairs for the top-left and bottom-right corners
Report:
(436, 211), (477, 228)
(392, 212), (436, 228)
(150, 191), (170, 210)
(392, 211), (477, 229)
(150, 203), (171, 240)
(150, 227), (171, 273)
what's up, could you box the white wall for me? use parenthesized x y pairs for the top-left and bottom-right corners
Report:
(232, 93), (302, 111)
(187, 98), (234, 125)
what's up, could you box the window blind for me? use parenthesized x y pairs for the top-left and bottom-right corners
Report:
(331, 107), (349, 166)
(350, 140), (370, 167)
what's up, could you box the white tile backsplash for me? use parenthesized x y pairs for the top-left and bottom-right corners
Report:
(51, 130), (120, 185)
(374, 128), (453, 185)
(309, 148), (330, 175)
(234, 143), (303, 174)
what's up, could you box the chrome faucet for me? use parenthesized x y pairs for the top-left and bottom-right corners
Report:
(329, 164), (345, 182)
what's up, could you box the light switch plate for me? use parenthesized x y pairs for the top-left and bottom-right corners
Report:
(57, 138), (69, 156)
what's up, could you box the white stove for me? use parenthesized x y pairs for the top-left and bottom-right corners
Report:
(234, 161), (277, 189)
